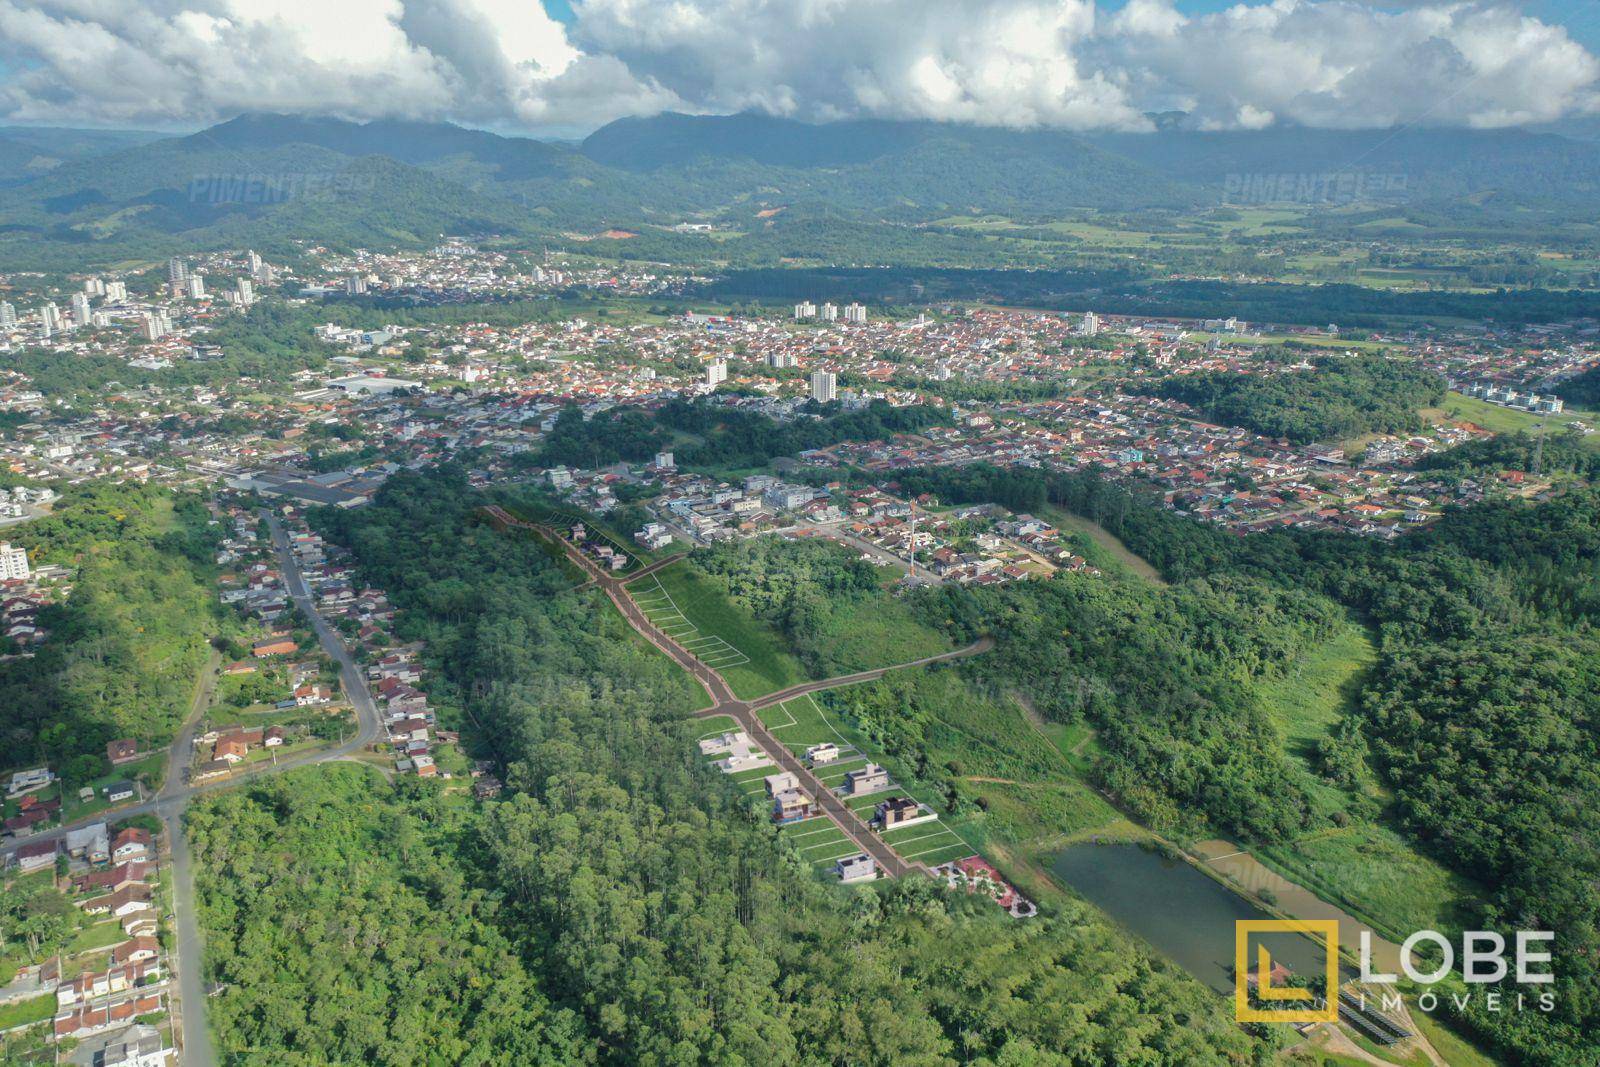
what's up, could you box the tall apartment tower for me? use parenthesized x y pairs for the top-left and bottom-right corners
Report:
(843, 303), (868, 324)
(0, 302), (15, 327)
(168, 257), (189, 283)
(0, 542), (28, 580)
(70, 293), (92, 328)
(810, 370), (837, 403)
(236, 278), (255, 306)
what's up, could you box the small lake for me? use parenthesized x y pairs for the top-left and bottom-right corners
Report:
(1052, 842), (1347, 994)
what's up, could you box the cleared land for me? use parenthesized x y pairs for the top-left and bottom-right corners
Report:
(639, 562), (808, 699)
(1039, 505), (1165, 584)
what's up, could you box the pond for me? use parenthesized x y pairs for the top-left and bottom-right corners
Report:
(1052, 842), (1348, 994)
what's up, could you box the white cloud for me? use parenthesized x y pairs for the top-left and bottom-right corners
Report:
(0, 0), (1593, 131)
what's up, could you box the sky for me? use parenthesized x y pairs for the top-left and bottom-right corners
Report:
(0, 0), (1596, 134)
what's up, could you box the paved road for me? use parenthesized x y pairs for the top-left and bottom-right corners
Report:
(16, 515), (384, 856)
(8, 511), (389, 1065)
(482, 506), (993, 880)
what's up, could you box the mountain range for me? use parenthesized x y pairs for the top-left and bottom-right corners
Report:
(2, 111), (1598, 269)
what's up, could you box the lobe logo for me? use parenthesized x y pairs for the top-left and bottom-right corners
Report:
(1235, 919), (1341, 1023)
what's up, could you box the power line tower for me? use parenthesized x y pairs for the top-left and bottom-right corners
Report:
(1533, 411), (1549, 477)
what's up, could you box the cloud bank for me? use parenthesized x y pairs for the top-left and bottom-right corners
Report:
(0, 0), (1594, 131)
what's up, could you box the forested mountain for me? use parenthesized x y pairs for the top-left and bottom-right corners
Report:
(11, 111), (1600, 270)
(1088, 126), (1600, 208)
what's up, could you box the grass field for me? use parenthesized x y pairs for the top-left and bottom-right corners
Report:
(0, 994), (52, 1031)
(1254, 622), (1476, 938)
(1038, 505), (1165, 584)
(1407, 1001), (1505, 1067)
(1432, 391), (1599, 447)
(1258, 824), (1476, 940)
(636, 563), (808, 699)
(64, 920), (129, 956)
(779, 818), (862, 867)
(1257, 622), (1376, 815)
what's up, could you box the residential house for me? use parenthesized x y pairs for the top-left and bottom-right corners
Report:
(844, 764), (889, 796)
(13, 838), (56, 872)
(65, 823), (110, 865)
(835, 854), (877, 883)
(105, 780), (136, 804)
(106, 739), (140, 765)
(805, 743), (839, 766)
(81, 884), (153, 919)
(111, 828), (151, 864)
(771, 789), (812, 825)
(873, 796), (929, 830)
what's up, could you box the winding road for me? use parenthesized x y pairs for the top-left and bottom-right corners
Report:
(481, 505), (992, 880)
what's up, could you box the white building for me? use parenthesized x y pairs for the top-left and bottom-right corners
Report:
(843, 303), (868, 324)
(167, 257), (188, 283)
(820, 302), (838, 322)
(71, 293), (92, 328)
(654, 451), (675, 470)
(40, 303), (63, 333)
(793, 301), (816, 320)
(1079, 311), (1100, 337)
(105, 281), (128, 303)
(0, 301), (16, 327)
(186, 275), (206, 299)
(705, 359), (728, 387)
(0, 543), (30, 581)
(809, 370), (836, 403)
(767, 352), (796, 369)
(236, 278), (255, 306)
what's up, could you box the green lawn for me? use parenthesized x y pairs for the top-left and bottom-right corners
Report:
(65, 920), (129, 956)
(758, 696), (859, 755)
(0, 994), (53, 1030)
(640, 563), (808, 699)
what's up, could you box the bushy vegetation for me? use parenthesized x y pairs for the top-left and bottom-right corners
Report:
(690, 536), (948, 678)
(1146, 354), (1444, 444)
(893, 461), (1600, 1065)
(0, 483), (221, 778)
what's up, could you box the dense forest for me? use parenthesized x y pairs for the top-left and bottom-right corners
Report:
(0, 483), (221, 780)
(1145, 355), (1445, 445)
(534, 398), (945, 472)
(187, 466), (1271, 1065)
(1554, 364), (1600, 408)
(887, 461), (1600, 1065)
(1414, 428), (1600, 480)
